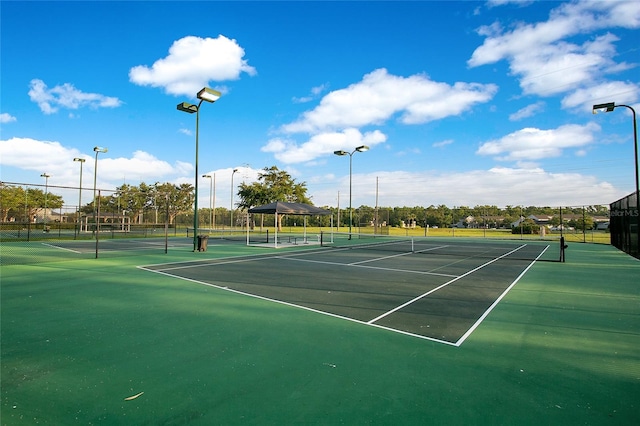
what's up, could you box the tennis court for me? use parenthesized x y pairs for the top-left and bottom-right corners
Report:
(2, 233), (639, 425)
(141, 237), (550, 345)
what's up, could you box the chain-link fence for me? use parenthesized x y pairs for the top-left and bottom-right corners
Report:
(610, 191), (639, 259)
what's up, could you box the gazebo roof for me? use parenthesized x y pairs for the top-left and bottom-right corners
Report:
(248, 201), (331, 215)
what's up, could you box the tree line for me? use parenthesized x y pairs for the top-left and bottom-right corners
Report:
(1, 167), (610, 231)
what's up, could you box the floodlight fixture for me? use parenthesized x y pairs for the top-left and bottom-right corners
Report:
(93, 146), (108, 254)
(177, 87), (222, 251)
(592, 102), (615, 114)
(197, 87), (222, 103)
(177, 102), (197, 113)
(592, 101), (639, 257)
(333, 146), (370, 239)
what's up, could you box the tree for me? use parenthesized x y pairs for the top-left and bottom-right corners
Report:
(0, 184), (63, 223)
(0, 184), (23, 221)
(236, 166), (311, 230)
(114, 183), (149, 223)
(569, 215), (595, 231)
(512, 218), (537, 234)
(155, 182), (194, 225)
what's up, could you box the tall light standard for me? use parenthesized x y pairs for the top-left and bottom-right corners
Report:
(93, 147), (108, 236)
(213, 173), (216, 229)
(334, 145), (369, 239)
(593, 102), (639, 255)
(40, 173), (50, 231)
(203, 174), (213, 230)
(177, 87), (222, 251)
(230, 168), (238, 228)
(73, 157), (85, 237)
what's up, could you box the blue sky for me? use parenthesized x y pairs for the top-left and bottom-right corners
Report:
(1, 0), (639, 210)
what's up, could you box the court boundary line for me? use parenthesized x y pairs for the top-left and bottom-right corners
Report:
(348, 245), (449, 265)
(41, 242), (82, 253)
(454, 244), (550, 346)
(137, 264), (458, 346)
(140, 245), (333, 270)
(138, 242), (548, 346)
(366, 244), (529, 326)
(275, 255), (459, 278)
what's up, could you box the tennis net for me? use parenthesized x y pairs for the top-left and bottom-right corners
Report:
(187, 228), (270, 243)
(320, 231), (552, 261)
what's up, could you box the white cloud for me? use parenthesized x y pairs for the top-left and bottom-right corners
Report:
(179, 128), (193, 136)
(468, 0), (640, 105)
(432, 139), (454, 148)
(0, 113), (17, 123)
(562, 80), (640, 110)
(28, 79), (122, 115)
(476, 122), (600, 161)
(469, 1), (640, 67)
(395, 147), (422, 157)
(0, 137), (192, 189)
(486, 0), (534, 8)
(513, 34), (626, 97)
(509, 101), (545, 121)
(281, 68), (497, 134)
(103, 150), (189, 179)
(311, 167), (623, 208)
(129, 35), (256, 97)
(264, 69), (496, 164)
(293, 83), (330, 103)
(0, 137), (79, 171)
(262, 128), (387, 164)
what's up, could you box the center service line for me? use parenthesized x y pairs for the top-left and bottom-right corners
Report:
(366, 244), (528, 324)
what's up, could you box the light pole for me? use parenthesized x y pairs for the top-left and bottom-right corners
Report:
(177, 87), (222, 251)
(73, 157), (85, 237)
(334, 145), (369, 239)
(203, 174), (213, 230)
(230, 168), (238, 229)
(593, 102), (639, 255)
(213, 173), (216, 230)
(93, 147), (107, 236)
(40, 173), (50, 231)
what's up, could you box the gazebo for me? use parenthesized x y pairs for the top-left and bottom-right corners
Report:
(248, 201), (331, 248)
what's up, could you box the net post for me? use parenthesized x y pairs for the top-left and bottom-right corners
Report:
(560, 236), (567, 262)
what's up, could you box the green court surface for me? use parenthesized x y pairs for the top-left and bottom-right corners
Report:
(141, 240), (549, 345)
(1, 237), (639, 424)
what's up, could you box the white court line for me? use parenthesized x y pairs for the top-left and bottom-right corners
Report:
(155, 255), (281, 272)
(137, 265), (458, 346)
(277, 255), (458, 278)
(41, 242), (82, 253)
(454, 244), (550, 346)
(348, 245), (449, 265)
(138, 242), (545, 346)
(366, 244), (529, 325)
